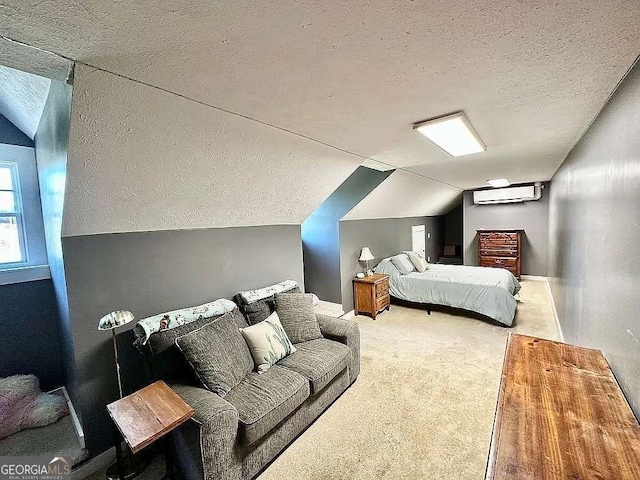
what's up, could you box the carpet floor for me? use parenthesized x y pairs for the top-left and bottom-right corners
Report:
(258, 279), (559, 480)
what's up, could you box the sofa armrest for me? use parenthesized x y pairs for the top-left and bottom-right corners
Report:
(316, 314), (360, 383)
(170, 385), (241, 480)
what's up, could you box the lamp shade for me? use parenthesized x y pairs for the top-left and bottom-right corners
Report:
(359, 247), (374, 262)
(98, 310), (135, 331)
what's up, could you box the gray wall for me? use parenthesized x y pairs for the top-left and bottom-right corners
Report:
(302, 167), (392, 303)
(548, 60), (640, 416)
(0, 113), (33, 147)
(339, 216), (443, 311)
(62, 224), (304, 454)
(34, 78), (76, 396)
(462, 184), (550, 276)
(0, 279), (65, 390)
(444, 203), (463, 248)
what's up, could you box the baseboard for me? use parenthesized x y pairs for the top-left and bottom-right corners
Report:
(71, 444), (119, 480)
(545, 277), (564, 342)
(521, 275), (547, 281)
(341, 310), (355, 319)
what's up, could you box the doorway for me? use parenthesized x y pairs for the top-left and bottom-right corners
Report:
(411, 225), (426, 259)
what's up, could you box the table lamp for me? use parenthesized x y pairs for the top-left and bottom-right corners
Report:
(359, 247), (375, 276)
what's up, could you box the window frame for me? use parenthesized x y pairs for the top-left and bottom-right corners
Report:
(0, 160), (29, 267)
(0, 144), (50, 285)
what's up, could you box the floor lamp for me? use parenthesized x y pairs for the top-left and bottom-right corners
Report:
(99, 310), (148, 480)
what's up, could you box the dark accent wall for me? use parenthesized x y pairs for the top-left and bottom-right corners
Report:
(443, 203), (462, 248)
(0, 114), (33, 147)
(0, 279), (65, 390)
(302, 167), (393, 303)
(339, 216), (444, 311)
(548, 60), (640, 416)
(462, 184), (550, 276)
(62, 224), (304, 454)
(34, 78), (76, 396)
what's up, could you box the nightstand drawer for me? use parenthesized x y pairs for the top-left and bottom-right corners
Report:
(375, 281), (389, 298)
(376, 295), (390, 311)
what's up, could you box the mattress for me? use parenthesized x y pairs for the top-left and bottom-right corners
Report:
(388, 264), (521, 326)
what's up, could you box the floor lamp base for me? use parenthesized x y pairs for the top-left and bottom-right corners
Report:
(106, 452), (150, 480)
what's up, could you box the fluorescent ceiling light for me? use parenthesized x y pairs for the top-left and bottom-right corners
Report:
(487, 178), (510, 188)
(413, 112), (486, 157)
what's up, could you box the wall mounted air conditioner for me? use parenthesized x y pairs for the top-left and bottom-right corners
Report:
(473, 185), (538, 205)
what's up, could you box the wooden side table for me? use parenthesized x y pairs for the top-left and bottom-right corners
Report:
(107, 380), (194, 479)
(353, 274), (390, 319)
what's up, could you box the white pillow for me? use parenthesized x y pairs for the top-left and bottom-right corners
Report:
(390, 253), (415, 275)
(239, 311), (296, 373)
(374, 258), (401, 276)
(404, 251), (429, 273)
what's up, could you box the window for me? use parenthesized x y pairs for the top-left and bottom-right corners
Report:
(0, 162), (27, 265)
(0, 144), (49, 284)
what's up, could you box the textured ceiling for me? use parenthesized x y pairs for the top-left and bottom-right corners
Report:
(63, 64), (361, 236)
(0, 65), (50, 139)
(2, 0), (639, 192)
(343, 170), (461, 221)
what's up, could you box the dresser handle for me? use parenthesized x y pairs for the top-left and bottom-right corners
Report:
(495, 259), (502, 264)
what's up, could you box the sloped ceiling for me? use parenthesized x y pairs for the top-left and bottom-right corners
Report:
(2, 0), (639, 194)
(63, 64), (361, 236)
(0, 65), (50, 139)
(343, 170), (462, 221)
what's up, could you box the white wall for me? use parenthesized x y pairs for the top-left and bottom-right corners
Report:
(64, 64), (362, 236)
(343, 169), (461, 220)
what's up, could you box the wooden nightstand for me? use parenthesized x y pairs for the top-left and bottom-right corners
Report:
(353, 274), (390, 320)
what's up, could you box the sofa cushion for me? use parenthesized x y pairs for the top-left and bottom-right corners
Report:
(239, 311), (297, 373)
(275, 293), (323, 344)
(142, 307), (247, 384)
(224, 366), (309, 446)
(277, 339), (351, 394)
(175, 312), (254, 396)
(235, 283), (301, 325)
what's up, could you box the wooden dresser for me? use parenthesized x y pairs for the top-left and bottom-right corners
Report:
(477, 229), (523, 279)
(353, 274), (390, 320)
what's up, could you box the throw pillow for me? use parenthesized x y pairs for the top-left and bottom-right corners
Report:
(390, 253), (415, 275)
(0, 375), (69, 440)
(175, 312), (254, 396)
(235, 284), (302, 325)
(275, 293), (323, 344)
(404, 251), (429, 273)
(239, 311), (297, 373)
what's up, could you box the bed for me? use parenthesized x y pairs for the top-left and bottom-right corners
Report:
(375, 257), (520, 326)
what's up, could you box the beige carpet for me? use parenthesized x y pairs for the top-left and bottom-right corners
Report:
(258, 279), (559, 480)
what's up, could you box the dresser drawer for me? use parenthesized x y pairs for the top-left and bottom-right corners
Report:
(479, 232), (519, 242)
(375, 280), (389, 298)
(479, 238), (518, 248)
(480, 256), (517, 268)
(480, 248), (519, 257)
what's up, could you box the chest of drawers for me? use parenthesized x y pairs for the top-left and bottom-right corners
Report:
(477, 229), (523, 279)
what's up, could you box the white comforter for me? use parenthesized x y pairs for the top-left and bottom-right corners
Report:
(389, 264), (520, 326)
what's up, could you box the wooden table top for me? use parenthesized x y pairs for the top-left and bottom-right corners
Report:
(353, 273), (388, 284)
(486, 333), (640, 480)
(107, 380), (194, 453)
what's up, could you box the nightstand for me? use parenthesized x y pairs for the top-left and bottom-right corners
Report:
(107, 380), (194, 479)
(353, 274), (390, 319)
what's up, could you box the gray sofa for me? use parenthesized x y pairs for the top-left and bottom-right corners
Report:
(140, 306), (360, 480)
